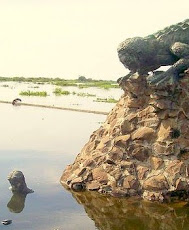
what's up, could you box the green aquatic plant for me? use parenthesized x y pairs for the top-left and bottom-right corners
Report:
(54, 81), (78, 87)
(78, 81), (119, 89)
(54, 88), (95, 97)
(19, 90), (48, 96)
(94, 97), (118, 103)
(53, 88), (70, 95)
(76, 92), (96, 97)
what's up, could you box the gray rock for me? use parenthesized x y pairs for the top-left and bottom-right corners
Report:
(1, 220), (12, 225)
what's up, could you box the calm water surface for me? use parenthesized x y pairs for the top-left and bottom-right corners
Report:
(0, 103), (103, 230)
(1, 99), (189, 230)
(0, 82), (122, 112)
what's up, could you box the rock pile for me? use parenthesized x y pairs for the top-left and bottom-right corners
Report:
(61, 70), (189, 201)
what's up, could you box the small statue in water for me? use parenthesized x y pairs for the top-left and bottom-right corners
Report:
(8, 170), (34, 194)
(7, 171), (33, 214)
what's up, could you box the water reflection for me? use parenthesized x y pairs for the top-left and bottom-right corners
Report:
(7, 192), (27, 213)
(70, 191), (189, 230)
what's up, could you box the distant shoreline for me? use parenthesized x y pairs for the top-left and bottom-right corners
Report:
(0, 76), (119, 90)
(0, 100), (108, 115)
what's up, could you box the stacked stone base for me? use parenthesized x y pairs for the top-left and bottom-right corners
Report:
(61, 71), (189, 202)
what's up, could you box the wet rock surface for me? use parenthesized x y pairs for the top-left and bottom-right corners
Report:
(61, 70), (189, 202)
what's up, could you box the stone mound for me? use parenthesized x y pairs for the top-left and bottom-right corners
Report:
(61, 70), (189, 202)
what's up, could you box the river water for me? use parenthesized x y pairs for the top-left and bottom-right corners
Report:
(0, 82), (122, 112)
(0, 103), (104, 230)
(1, 84), (189, 230)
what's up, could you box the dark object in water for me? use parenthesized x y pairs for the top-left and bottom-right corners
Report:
(12, 98), (22, 105)
(1, 219), (12, 225)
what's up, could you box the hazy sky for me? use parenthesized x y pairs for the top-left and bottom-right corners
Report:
(0, 0), (188, 80)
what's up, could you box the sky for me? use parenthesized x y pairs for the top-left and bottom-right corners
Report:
(0, 0), (188, 80)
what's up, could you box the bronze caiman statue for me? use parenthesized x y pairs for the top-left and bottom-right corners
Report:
(117, 19), (189, 85)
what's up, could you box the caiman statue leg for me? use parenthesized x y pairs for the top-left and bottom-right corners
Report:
(117, 72), (134, 86)
(149, 42), (189, 85)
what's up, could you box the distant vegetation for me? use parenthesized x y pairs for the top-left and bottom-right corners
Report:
(19, 90), (48, 97)
(0, 76), (119, 89)
(1, 76), (120, 103)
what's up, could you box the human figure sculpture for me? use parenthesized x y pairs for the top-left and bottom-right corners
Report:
(8, 170), (34, 194)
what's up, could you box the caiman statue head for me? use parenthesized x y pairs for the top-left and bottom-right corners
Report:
(117, 37), (159, 75)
